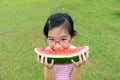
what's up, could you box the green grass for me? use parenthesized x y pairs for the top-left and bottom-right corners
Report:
(0, 0), (120, 80)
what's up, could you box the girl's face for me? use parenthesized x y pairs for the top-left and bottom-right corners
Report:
(47, 26), (73, 50)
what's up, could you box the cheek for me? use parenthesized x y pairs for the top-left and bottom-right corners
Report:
(48, 44), (54, 49)
(62, 43), (71, 49)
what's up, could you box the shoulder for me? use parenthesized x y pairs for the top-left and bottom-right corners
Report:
(70, 45), (76, 49)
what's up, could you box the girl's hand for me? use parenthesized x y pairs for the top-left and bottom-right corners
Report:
(71, 51), (89, 67)
(37, 55), (54, 69)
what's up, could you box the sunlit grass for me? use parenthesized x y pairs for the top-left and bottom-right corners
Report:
(0, 0), (120, 80)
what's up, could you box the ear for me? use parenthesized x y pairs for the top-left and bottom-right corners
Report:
(70, 36), (74, 42)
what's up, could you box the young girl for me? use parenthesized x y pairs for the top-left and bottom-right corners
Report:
(37, 13), (89, 80)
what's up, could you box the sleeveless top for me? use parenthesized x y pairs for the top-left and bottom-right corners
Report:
(46, 45), (76, 80)
(54, 64), (73, 80)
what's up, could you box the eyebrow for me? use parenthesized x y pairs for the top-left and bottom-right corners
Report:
(61, 36), (69, 38)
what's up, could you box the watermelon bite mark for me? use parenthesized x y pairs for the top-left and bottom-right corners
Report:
(34, 46), (89, 64)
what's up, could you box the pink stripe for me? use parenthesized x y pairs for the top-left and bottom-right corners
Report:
(54, 64), (73, 80)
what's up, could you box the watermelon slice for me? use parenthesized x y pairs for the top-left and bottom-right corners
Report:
(34, 46), (89, 64)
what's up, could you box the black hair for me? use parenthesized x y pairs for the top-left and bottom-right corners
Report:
(43, 13), (77, 37)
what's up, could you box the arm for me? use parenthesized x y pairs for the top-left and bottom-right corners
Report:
(37, 55), (54, 80)
(71, 66), (81, 80)
(44, 66), (54, 80)
(71, 51), (89, 80)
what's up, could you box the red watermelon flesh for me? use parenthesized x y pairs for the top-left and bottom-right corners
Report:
(34, 46), (89, 64)
(34, 46), (89, 58)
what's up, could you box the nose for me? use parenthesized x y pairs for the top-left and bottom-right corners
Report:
(54, 42), (62, 50)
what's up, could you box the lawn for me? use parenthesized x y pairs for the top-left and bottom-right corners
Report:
(0, 0), (120, 80)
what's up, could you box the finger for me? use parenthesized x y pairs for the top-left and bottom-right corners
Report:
(71, 59), (75, 63)
(71, 59), (80, 66)
(71, 59), (78, 65)
(45, 56), (48, 64)
(81, 50), (86, 61)
(79, 54), (82, 63)
(71, 54), (82, 64)
(50, 59), (54, 65)
(85, 51), (89, 58)
(40, 56), (44, 64)
(71, 59), (79, 65)
(47, 59), (54, 69)
(82, 53), (87, 62)
(37, 55), (41, 62)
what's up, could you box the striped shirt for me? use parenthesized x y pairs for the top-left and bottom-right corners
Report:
(46, 45), (76, 80)
(54, 64), (73, 80)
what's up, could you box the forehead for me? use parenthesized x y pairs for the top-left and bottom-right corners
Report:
(48, 26), (70, 38)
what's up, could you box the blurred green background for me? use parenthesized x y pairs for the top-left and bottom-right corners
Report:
(0, 0), (120, 80)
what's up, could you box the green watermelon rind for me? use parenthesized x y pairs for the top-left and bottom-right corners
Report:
(47, 56), (79, 64)
(34, 46), (89, 64)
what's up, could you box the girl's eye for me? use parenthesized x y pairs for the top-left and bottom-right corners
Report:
(61, 38), (67, 41)
(48, 38), (54, 41)
(48, 38), (54, 42)
(61, 39), (67, 42)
